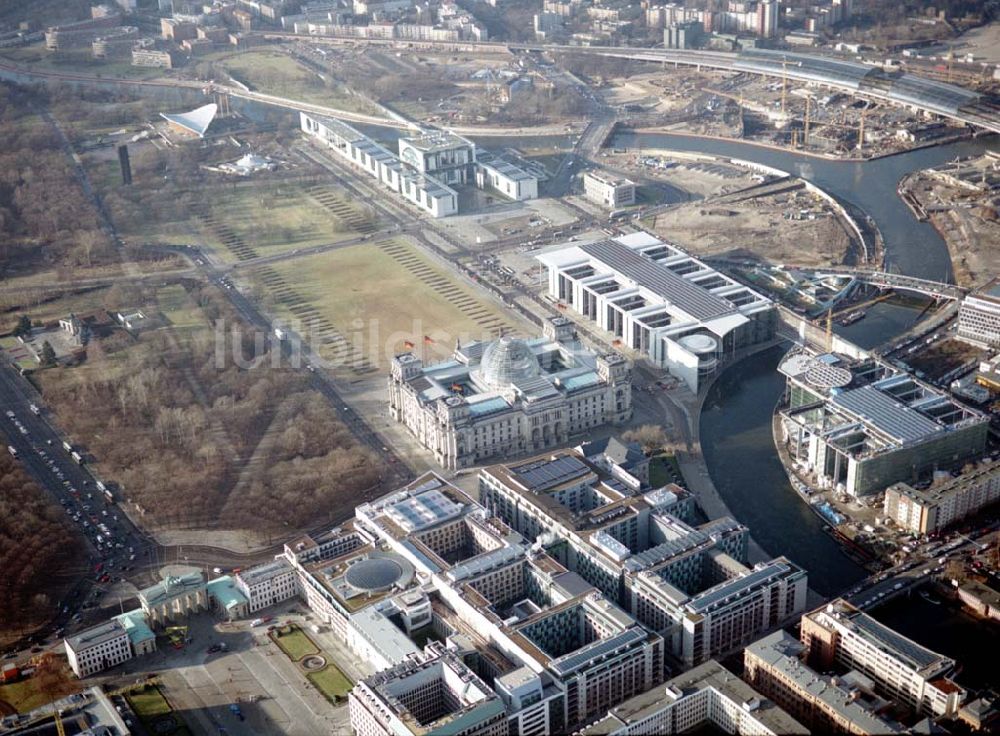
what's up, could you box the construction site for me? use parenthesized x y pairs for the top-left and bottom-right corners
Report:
(899, 151), (1000, 288)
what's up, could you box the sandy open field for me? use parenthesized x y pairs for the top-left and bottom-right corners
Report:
(954, 21), (1000, 63)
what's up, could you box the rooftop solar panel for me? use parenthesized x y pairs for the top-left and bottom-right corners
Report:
(549, 628), (646, 676)
(688, 562), (790, 613)
(830, 385), (941, 444)
(851, 613), (945, 671)
(512, 455), (590, 492)
(580, 240), (735, 322)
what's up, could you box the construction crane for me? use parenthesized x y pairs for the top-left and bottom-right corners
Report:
(781, 55), (788, 114)
(804, 94), (811, 147)
(825, 308), (833, 352)
(857, 108), (866, 153)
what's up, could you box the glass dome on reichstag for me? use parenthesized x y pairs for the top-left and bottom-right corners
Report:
(480, 336), (540, 390)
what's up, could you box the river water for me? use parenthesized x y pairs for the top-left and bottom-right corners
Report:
(700, 301), (929, 598)
(608, 133), (993, 596)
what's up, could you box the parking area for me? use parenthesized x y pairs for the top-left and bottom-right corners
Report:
(140, 609), (353, 736)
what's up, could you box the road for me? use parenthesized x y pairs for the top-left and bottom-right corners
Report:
(0, 362), (151, 647)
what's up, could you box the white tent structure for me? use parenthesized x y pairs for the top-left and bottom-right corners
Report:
(160, 103), (218, 138)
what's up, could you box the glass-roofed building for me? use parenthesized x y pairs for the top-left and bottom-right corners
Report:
(388, 316), (632, 469)
(536, 232), (775, 393)
(778, 348), (988, 497)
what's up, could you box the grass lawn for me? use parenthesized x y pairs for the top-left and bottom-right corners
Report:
(0, 287), (113, 335)
(307, 663), (353, 703)
(95, 176), (362, 264)
(0, 44), (165, 80)
(157, 284), (207, 347)
(0, 675), (81, 714)
(649, 452), (686, 488)
(127, 685), (192, 736)
(260, 239), (515, 367)
(201, 185), (362, 264)
(0, 336), (37, 372)
(213, 50), (375, 114)
(271, 626), (319, 661)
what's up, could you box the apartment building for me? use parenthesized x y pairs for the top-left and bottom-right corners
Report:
(579, 659), (807, 735)
(744, 630), (906, 734)
(883, 460), (1000, 534)
(800, 600), (965, 717)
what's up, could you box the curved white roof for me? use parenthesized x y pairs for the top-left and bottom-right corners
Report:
(160, 102), (217, 137)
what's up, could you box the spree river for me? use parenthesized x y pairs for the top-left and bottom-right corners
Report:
(613, 131), (996, 281)
(610, 133), (997, 596)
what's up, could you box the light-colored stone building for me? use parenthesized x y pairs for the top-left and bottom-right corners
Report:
(139, 572), (208, 627)
(388, 317), (632, 470)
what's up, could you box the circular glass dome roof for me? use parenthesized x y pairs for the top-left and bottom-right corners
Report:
(678, 334), (718, 355)
(344, 556), (406, 592)
(480, 336), (540, 389)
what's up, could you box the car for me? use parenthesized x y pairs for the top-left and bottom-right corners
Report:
(30, 647), (42, 654)
(207, 644), (222, 654)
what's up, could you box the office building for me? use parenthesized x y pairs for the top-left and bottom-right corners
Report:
(65, 621), (133, 678)
(236, 558), (300, 612)
(883, 459), (1000, 535)
(583, 171), (636, 209)
(957, 279), (1000, 348)
(300, 112), (459, 217)
(800, 600), (965, 717)
(480, 449), (807, 667)
(388, 316), (632, 470)
(475, 151), (539, 201)
(744, 630), (905, 734)
(349, 643), (508, 736)
(579, 659), (808, 735)
(282, 470), (665, 733)
(537, 233), (776, 393)
(398, 131), (476, 186)
(779, 349), (988, 497)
